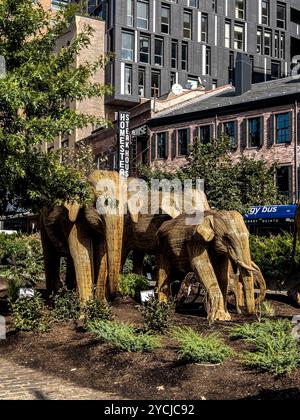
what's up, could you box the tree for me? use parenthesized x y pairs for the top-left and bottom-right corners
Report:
(0, 0), (112, 214)
(138, 137), (284, 213)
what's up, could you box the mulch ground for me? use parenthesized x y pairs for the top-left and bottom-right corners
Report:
(0, 294), (300, 400)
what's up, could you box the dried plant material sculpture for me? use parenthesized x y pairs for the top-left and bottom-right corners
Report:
(156, 210), (258, 322)
(122, 188), (210, 275)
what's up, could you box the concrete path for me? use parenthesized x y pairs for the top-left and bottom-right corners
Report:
(0, 358), (121, 400)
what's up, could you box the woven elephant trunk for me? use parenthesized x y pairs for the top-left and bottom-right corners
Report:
(106, 215), (124, 299)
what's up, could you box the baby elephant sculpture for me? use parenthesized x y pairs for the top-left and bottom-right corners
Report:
(156, 210), (261, 322)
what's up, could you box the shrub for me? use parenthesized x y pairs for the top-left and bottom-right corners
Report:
(140, 297), (174, 333)
(87, 319), (161, 352)
(172, 327), (233, 364)
(260, 301), (276, 318)
(229, 319), (292, 341)
(230, 319), (300, 375)
(119, 273), (149, 299)
(51, 288), (80, 321)
(10, 293), (51, 333)
(250, 233), (300, 285)
(83, 299), (112, 322)
(0, 234), (44, 301)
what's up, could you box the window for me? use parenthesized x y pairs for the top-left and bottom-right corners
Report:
(187, 77), (199, 89)
(199, 125), (211, 144)
(171, 40), (178, 69)
(139, 35), (150, 64)
(235, 0), (245, 20)
(275, 113), (290, 144)
(161, 5), (170, 34)
(201, 15), (208, 43)
(225, 21), (231, 48)
(277, 3), (286, 29)
(121, 32), (134, 61)
(247, 117), (262, 147)
(264, 30), (271, 56)
(257, 28), (262, 54)
(137, 0), (149, 30)
(183, 11), (192, 39)
(170, 72), (176, 89)
(127, 0), (133, 26)
(261, 0), (269, 25)
(271, 61), (280, 79)
(234, 24), (244, 50)
(178, 129), (190, 156)
(280, 33), (285, 59)
(212, 0), (217, 12)
(157, 132), (168, 159)
(138, 68), (146, 97)
(276, 166), (292, 199)
(228, 51), (235, 84)
(151, 70), (161, 97)
(182, 42), (188, 71)
(189, 0), (198, 7)
(206, 47), (211, 75)
(223, 121), (237, 147)
(154, 38), (164, 66)
(124, 65), (132, 95)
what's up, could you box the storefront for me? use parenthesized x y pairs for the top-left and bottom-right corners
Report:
(244, 205), (297, 235)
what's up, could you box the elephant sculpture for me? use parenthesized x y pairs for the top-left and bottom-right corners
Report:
(156, 210), (262, 322)
(41, 170), (130, 304)
(122, 186), (210, 275)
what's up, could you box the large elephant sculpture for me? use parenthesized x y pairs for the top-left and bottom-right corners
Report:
(41, 170), (129, 304)
(156, 210), (262, 322)
(122, 186), (210, 275)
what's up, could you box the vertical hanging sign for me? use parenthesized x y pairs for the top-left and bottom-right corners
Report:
(118, 112), (130, 178)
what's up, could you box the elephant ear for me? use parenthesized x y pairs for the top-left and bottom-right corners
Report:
(64, 203), (81, 223)
(196, 215), (215, 242)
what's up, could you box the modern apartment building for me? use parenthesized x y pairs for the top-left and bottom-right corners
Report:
(84, 0), (300, 112)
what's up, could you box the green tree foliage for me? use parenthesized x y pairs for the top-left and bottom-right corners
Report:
(138, 137), (284, 213)
(0, 0), (112, 214)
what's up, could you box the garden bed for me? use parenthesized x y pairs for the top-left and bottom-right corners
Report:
(0, 295), (300, 400)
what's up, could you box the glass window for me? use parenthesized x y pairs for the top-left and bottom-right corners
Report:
(171, 40), (178, 69)
(183, 11), (192, 39)
(206, 47), (211, 75)
(182, 42), (188, 71)
(157, 132), (168, 159)
(140, 35), (150, 63)
(235, 0), (245, 20)
(276, 166), (292, 199)
(248, 117), (262, 147)
(277, 3), (286, 29)
(154, 38), (164, 66)
(137, 0), (149, 30)
(178, 129), (190, 156)
(127, 0), (133, 26)
(161, 5), (170, 34)
(201, 15), (208, 43)
(275, 113), (290, 144)
(261, 0), (269, 25)
(225, 21), (231, 48)
(138, 68), (146, 97)
(121, 32), (134, 61)
(124, 65), (132, 95)
(234, 24), (244, 50)
(223, 121), (237, 147)
(199, 125), (211, 144)
(271, 61), (280, 79)
(151, 71), (161, 97)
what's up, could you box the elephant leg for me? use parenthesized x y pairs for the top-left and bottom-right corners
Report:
(157, 253), (171, 303)
(40, 221), (61, 296)
(65, 257), (76, 290)
(214, 255), (230, 311)
(191, 249), (231, 322)
(68, 223), (94, 306)
(132, 251), (144, 275)
(95, 240), (108, 302)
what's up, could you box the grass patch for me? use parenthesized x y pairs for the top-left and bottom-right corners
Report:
(230, 319), (300, 376)
(172, 327), (233, 364)
(87, 319), (161, 352)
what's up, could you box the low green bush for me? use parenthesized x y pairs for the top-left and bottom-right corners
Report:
(172, 327), (233, 364)
(10, 293), (51, 333)
(119, 273), (149, 299)
(87, 319), (161, 352)
(83, 299), (112, 322)
(230, 319), (300, 375)
(259, 301), (276, 318)
(250, 233), (300, 285)
(0, 234), (44, 302)
(51, 288), (80, 321)
(140, 297), (174, 333)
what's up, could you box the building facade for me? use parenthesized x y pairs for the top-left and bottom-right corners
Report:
(86, 0), (300, 111)
(87, 74), (300, 202)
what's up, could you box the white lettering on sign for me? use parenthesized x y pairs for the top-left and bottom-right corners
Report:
(249, 206), (278, 215)
(118, 112), (131, 178)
